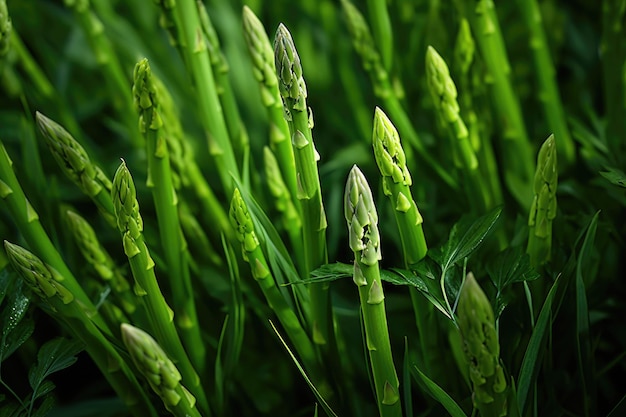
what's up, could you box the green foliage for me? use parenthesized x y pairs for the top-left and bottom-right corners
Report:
(0, 1), (625, 417)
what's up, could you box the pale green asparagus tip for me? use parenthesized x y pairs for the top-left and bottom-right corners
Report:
(425, 46), (462, 125)
(457, 272), (507, 411)
(66, 210), (115, 280)
(274, 23), (307, 102)
(112, 160), (143, 239)
(198, 0), (228, 72)
(121, 323), (197, 412)
(372, 107), (411, 187)
(4, 241), (73, 304)
(340, 0), (379, 67)
(35, 112), (112, 197)
(242, 6), (279, 94)
(132, 58), (163, 133)
(454, 19), (475, 75)
(529, 134), (557, 236)
(344, 165), (381, 266)
(229, 188), (260, 257)
(0, 0), (12, 57)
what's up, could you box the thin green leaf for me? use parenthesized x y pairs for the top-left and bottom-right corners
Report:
(517, 274), (562, 414)
(410, 364), (468, 417)
(28, 338), (83, 393)
(606, 394), (626, 417)
(440, 207), (503, 272)
(269, 321), (338, 417)
(0, 270), (30, 337)
(389, 266), (452, 319)
(0, 318), (35, 362)
(487, 247), (541, 290)
(576, 211), (599, 417)
(599, 168), (626, 188)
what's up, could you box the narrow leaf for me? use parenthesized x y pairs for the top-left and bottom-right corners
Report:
(411, 364), (468, 417)
(28, 338), (83, 392)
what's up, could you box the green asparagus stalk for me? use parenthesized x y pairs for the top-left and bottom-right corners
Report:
(372, 107), (445, 383)
(197, 0), (249, 169)
(121, 324), (203, 417)
(35, 112), (116, 226)
(4, 241), (158, 417)
(0, 0), (10, 59)
(425, 45), (491, 213)
(344, 166), (401, 417)
(133, 58), (206, 373)
(263, 146), (304, 268)
(178, 200), (223, 268)
(229, 188), (323, 388)
(242, 5), (298, 203)
(274, 23), (331, 346)
(365, 0), (393, 72)
(0, 141), (109, 332)
(515, 0), (574, 167)
(453, 18), (504, 210)
(164, 0), (240, 193)
(457, 272), (508, 417)
(64, 209), (136, 316)
(111, 160), (209, 415)
(454, 0), (535, 207)
(64, 0), (143, 147)
(527, 134), (557, 267)
(340, 0), (457, 190)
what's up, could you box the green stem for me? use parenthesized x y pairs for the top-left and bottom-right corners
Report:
(0, 142), (109, 332)
(365, 0), (394, 72)
(516, 0), (575, 167)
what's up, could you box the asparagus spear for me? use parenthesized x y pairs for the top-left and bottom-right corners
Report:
(274, 23), (331, 347)
(456, 272), (507, 417)
(425, 45), (492, 213)
(35, 112), (116, 226)
(229, 188), (323, 389)
(0, 141), (109, 332)
(65, 209), (136, 316)
(527, 134), (557, 267)
(242, 6), (298, 203)
(514, 0), (574, 167)
(340, 0), (457, 190)
(364, 0), (393, 72)
(454, 0), (535, 208)
(121, 324), (203, 417)
(111, 160), (210, 415)
(344, 166), (401, 417)
(4, 241), (158, 417)
(133, 58), (206, 373)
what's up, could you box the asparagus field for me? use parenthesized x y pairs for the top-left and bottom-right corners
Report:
(1, 1), (625, 416)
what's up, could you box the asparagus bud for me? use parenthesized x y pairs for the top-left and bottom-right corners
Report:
(457, 272), (507, 416)
(274, 23), (307, 103)
(527, 134), (557, 266)
(344, 166), (401, 416)
(4, 241), (73, 304)
(121, 324), (201, 417)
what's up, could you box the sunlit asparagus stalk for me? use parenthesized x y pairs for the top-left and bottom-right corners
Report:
(455, 0), (535, 207)
(242, 6), (299, 206)
(121, 324), (203, 417)
(133, 58), (206, 373)
(263, 146), (304, 267)
(197, 1), (249, 168)
(527, 134), (557, 267)
(453, 19), (503, 209)
(35, 112), (116, 226)
(274, 23), (331, 347)
(457, 272), (507, 417)
(344, 166), (401, 417)
(162, 0), (239, 193)
(111, 160), (209, 414)
(229, 188), (323, 387)
(0, 141), (109, 332)
(341, 0), (457, 190)
(4, 241), (158, 417)
(65, 209), (136, 316)
(426, 46), (491, 213)
(515, 0), (574, 167)
(64, 0), (143, 147)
